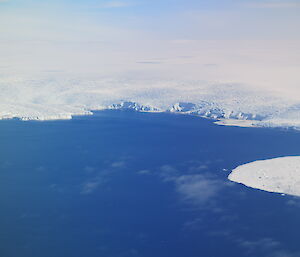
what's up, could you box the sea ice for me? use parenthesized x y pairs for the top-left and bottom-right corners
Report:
(229, 156), (300, 196)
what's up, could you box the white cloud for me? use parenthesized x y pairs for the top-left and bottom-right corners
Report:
(159, 165), (179, 181)
(111, 161), (126, 168)
(137, 169), (151, 175)
(158, 164), (226, 206)
(236, 237), (300, 257)
(81, 180), (102, 195)
(238, 237), (280, 253)
(84, 166), (96, 174)
(175, 174), (224, 205)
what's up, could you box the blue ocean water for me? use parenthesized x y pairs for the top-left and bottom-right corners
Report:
(1, 110), (300, 257)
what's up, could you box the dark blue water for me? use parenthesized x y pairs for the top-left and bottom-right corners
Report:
(1, 110), (300, 257)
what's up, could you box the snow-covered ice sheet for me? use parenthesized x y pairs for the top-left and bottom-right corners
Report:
(1, 40), (300, 127)
(0, 74), (299, 129)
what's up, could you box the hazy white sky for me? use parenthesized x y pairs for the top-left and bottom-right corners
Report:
(0, 0), (300, 95)
(2, 0), (300, 40)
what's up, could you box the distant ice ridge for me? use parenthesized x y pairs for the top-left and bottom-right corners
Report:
(228, 157), (300, 197)
(109, 101), (160, 112)
(1, 75), (300, 128)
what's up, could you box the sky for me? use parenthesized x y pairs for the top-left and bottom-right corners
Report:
(0, 0), (300, 122)
(1, 0), (300, 76)
(1, 0), (300, 40)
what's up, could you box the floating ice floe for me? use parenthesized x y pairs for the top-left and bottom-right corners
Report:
(229, 156), (300, 197)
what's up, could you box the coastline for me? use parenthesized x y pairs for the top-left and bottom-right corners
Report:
(0, 101), (285, 130)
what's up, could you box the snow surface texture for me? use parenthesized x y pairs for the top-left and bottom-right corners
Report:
(228, 157), (300, 197)
(1, 40), (300, 127)
(1, 75), (300, 128)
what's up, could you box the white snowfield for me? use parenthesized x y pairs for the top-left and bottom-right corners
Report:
(229, 157), (300, 196)
(0, 75), (298, 127)
(1, 40), (300, 128)
(1, 74), (300, 129)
